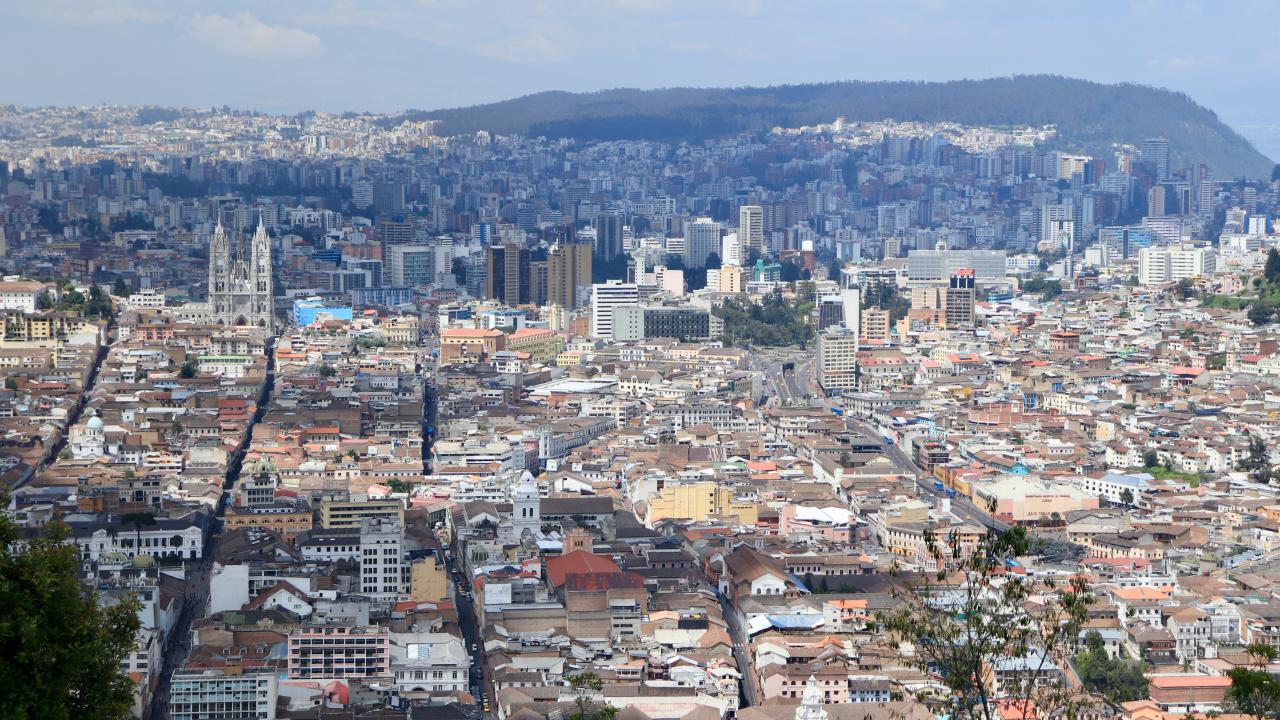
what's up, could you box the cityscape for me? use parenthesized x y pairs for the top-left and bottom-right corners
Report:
(8, 5), (1280, 720)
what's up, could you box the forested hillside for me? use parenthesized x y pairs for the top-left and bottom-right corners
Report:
(395, 75), (1273, 178)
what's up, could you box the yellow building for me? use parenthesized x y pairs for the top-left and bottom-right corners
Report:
(319, 498), (404, 529)
(409, 557), (451, 602)
(506, 328), (566, 365)
(644, 481), (758, 526)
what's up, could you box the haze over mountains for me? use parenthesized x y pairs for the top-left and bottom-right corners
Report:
(398, 75), (1274, 180)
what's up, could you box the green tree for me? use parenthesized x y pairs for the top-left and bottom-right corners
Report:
(1249, 303), (1275, 327)
(178, 360), (197, 379)
(1225, 667), (1280, 720)
(1143, 450), (1160, 468)
(1242, 433), (1272, 483)
(1246, 643), (1278, 667)
(879, 522), (1093, 720)
(1119, 488), (1135, 507)
(0, 494), (141, 718)
(1073, 630), (1149, 706)
(120, 512), (157, 557)
(318, 364), (336, 378)
(566, 672), (618, 720)
(386, 479), (413, 494)
(111, 278), (132, 297)
(1267, 249), (1280, 285)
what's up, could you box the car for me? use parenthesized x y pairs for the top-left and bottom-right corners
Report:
(482, 703), (491, 713)
(471, 642), (478, 651)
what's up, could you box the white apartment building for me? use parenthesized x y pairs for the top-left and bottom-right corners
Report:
(359, 517), (406, 603)
(1138, 245), (1217, 285)
(684, 217), (721, 269)
(591, 279), (639, 340)
(169, 670), (277, 720)
(739, 205), (764, 254)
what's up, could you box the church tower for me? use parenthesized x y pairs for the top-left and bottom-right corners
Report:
(207, 218), (274, 332)
(511, 472), (541, 539)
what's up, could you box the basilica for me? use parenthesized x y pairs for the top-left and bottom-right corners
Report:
(206, 221), (274, 332)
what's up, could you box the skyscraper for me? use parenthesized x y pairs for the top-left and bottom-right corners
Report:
(485, 241), (531, 306)
(547, 240), (592, 308)
(594, 212), (623, 261)
(1147, 185), (1166, 216)
(1140, 137), (1170, 182)
(379, 219), (415, 278)
(739, 205), (764, 257)
(590, 280), (639, 340)
(685, 217), (721, 269)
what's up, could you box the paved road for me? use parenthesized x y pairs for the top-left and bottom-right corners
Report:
(841, 415), (1009, 534)
(444, 550), (489, 716)
(717, 592), (757, 709)
(148, 340), (276, 720)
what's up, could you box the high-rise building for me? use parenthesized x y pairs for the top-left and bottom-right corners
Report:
(288, 626), (390, 679)
(352, 179), (374, 209)
(739, 205), (764, 256)
(485, 242), (531, 306)
(1148, 185), (1166, 216)
(612, 306), (711, 342)
(385, 244), (436, 287)
(944, 269), (976, 329)
(594, 212), (624, 261)
(861, 307), (891, 342)
(359, 517), (405, 602)
(379, 219), (415, 264)
(1140, 137), (1170, 181)
(547, 241), (592, 308)
(1138, 245), (1216, 286)
(685, 217), (721, 269)
(817, 327), (860, 393)
(590, 280), (639, 339)
(530, 260), (548, 306)
(373, 182), (405, 215)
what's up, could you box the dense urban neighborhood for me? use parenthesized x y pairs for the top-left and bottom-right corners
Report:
(4, 101), (1280, 720)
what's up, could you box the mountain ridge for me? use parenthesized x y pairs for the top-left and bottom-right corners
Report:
(398, 75), (1274, 179)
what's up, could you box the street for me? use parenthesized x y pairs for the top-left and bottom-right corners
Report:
(147, 340), (276, 720)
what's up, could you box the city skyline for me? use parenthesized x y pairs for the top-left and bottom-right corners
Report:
(5, 0), (1280, 158)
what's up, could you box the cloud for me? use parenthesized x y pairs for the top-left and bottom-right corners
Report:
(1159, 54), (1223, 71)
(476, 30), (565, 63)
(192, 12), (320, 61)
(17, 0), (172, 25)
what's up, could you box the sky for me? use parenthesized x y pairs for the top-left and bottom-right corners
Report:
(4, 0), (1280, 159)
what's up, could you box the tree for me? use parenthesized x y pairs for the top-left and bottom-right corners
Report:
(879, 523), (1093, 720)
(178, 360), (197, 379)
(1142, 450), (1160, 469)
(566, 671), (617, 720)
(120, 512), (157, 557)
(36, 290), (53, 310)
(1249, 303), (1275, 327)
(0, 493), (141, 718)
(1073, 630), (1149, 707)
(1119, 488), (1135, 507)
(111, 278), (132, 297)
(1225, 667), (1280, 720)
(386, 479), (413, 494)
(1246, 642), (1278, 667)
(318, 364), (336, 378)
(1267, 249), (1280, 285)
(1242, 433), (1272, 483)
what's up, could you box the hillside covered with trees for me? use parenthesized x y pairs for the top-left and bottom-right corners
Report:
(396, 75), (1273, 179)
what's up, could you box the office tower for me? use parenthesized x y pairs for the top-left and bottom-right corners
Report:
(530, 261), (548, 306)
(379, 219), (415, 265)
(1198, 177), (1214, 219)
(612, 306), (711, 342)
(352, 179), (374, 209)
(1148, 185), (1166, 216)
(817, 295), (845, 331)
(170, 671), (278, 720)
(373, 182), (405, 215)
(685, 217), (721, 269)
(590, 280), (639, 339)
(547, 240), (592, 308)
(720, 232), (743, 267)
(385, 244), (435, 287)
(485, 241), (531, 305)
(594, 212), (624, 261)
(516, 203), (537, 231)
(739, 205), (764, 256)
(906, 249), (1006, 283)
(944, 268), (976, 329)
(1138, 245), (1216, 286)
(471, 222), (494, 245)
(1140, 137), (1170, 181)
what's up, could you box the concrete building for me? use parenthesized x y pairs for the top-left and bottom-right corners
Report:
(685, 217), (721, 269)
(1138, 245), (1216, 285)
(591, 280), (639, 339)
(817, 327), (860, 393)
(169, 670), (277, 720)
(287, 625), (391, 679)
(740, 205), (764, 255)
